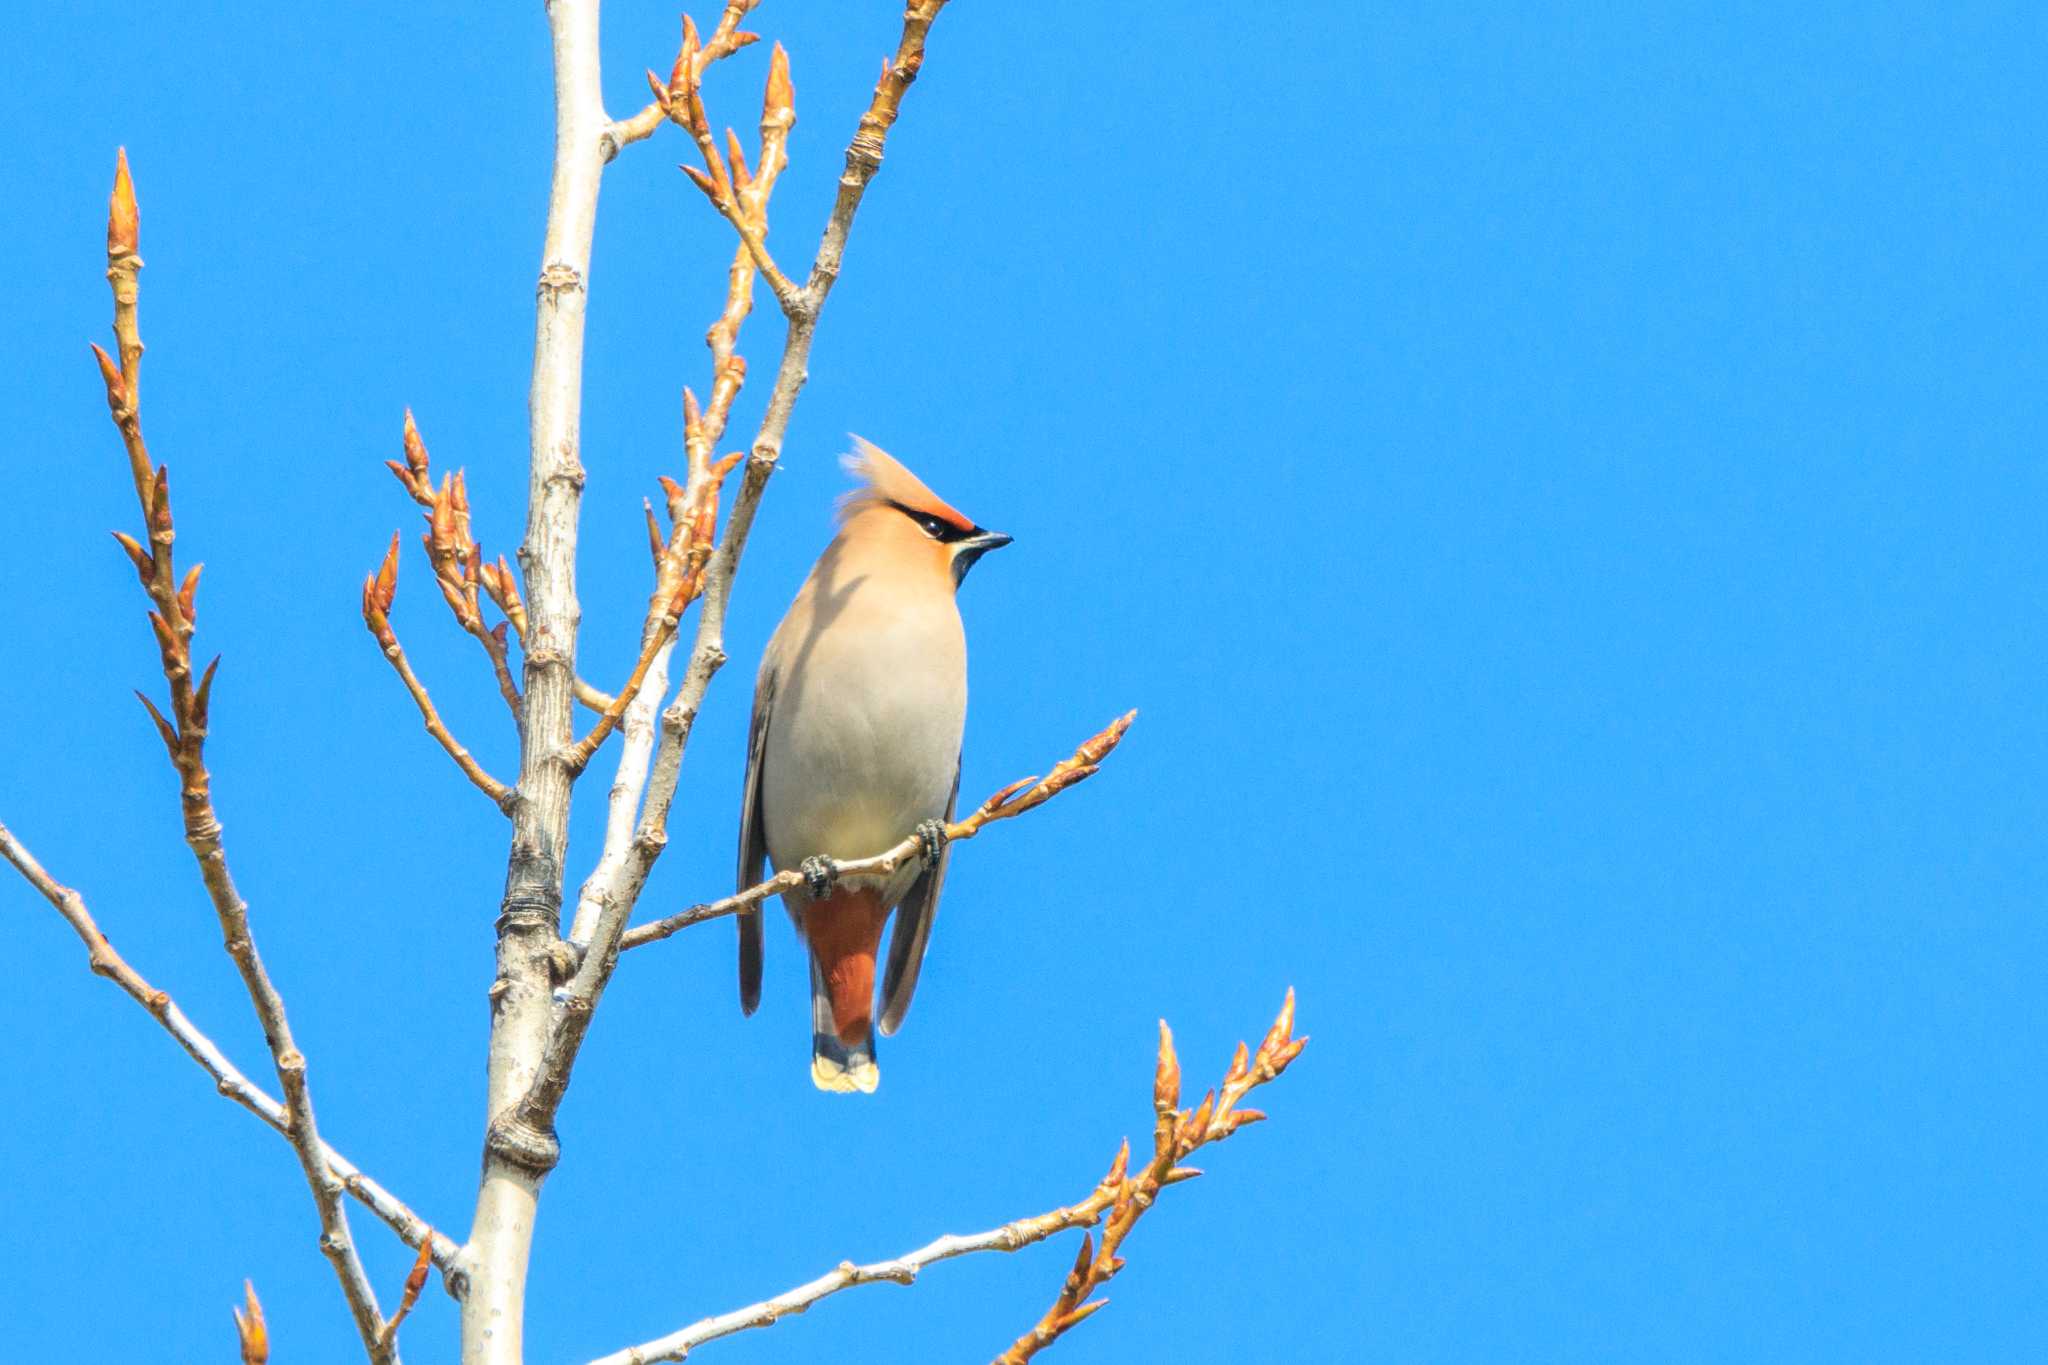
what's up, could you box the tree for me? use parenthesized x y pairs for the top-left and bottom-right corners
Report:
(1, 3), (1304, 1360)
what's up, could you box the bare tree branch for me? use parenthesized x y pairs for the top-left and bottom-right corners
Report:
(362, 533), (518, 811)
(382, 411), (524, 721)
(461, 6), (777, 1359)
(622, 0), (955, 934)
(85, 150), (393, 1360)
(996, 992), (1309, 1360)
(584, 992), (1306, 1365)
(0, 820), (459, 1278)
(619, 711), (1137, 951)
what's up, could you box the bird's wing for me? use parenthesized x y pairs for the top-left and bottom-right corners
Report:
(877, 757), (959, 1036)
(736, 661), (777, 1016)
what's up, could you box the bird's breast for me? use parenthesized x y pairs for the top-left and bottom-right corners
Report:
(759, 588), (966, 870)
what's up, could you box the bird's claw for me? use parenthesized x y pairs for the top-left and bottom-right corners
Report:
(915, 819), (948, 871)
(801, 855), (837, 899)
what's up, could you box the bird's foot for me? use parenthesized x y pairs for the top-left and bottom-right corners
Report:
(915, 819), (948, 871)
(801, 854), (838, 899)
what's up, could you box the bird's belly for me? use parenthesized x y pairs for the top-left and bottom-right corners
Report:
(760, 627), (964, 869)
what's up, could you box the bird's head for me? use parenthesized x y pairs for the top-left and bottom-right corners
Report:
(839, 437), (1012, 588)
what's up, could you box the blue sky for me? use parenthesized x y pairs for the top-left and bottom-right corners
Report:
(3, 1), (2043, 1360)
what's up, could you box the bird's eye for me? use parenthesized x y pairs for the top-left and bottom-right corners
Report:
(915, 514), (946, 539)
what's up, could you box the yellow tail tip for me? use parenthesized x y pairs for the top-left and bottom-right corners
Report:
(812, 1053), (879, 1094)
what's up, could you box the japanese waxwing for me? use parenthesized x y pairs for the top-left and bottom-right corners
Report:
(735, 438), (1012, 1092)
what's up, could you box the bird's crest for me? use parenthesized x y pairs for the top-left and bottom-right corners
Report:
(838, 437), (974, 532)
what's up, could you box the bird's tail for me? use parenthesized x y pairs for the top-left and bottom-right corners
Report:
(804, 890), (888, 1094)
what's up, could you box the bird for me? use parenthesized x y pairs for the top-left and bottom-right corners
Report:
(735, 438), (1012, 1092)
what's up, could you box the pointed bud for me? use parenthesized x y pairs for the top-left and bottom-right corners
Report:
(680, 162), (721, 203)
(1224, 1040), (1250, 1085)
(1061, 1299), (1109, 1330)
(647, 68), (671, 110)
(1185, 1088), (1216, 1140)
(111, 530), (152, 584)
(177, 563), (203, 623)
(1068, 1232), (1094, 1280)
(764, 43), (794, 125)
(1162, 1165), (1204, 1185)
(1106, 1138), (1130, 1186)
(1080, 710), (1137, 765)
(429, 474), (456, 553)
(108, 148), (139, 257)
(233, 1279), (269, 1365)
(645, 499), (665, 566)
(1223, 1109), (1268, 1138)
(657, 474), (688, 517)
(725, 129), (752, 193)
(983, 775), (1039, 811)
(682, 387), (703, 439)
(135, 690), (178, 751)
(1258, 987), (1297, 1060)
(149, 466), (172, 535)
(373, 531), (400, 614)
(147, 609), (178, 658)
(90, 342), (126, 408)
(1154, 1020), (1181, 1114)
(401, 408), (430, 477)
(193, 655), (221, 730)
(679, 14), (701, 82)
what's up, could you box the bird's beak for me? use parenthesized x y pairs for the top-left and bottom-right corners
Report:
(951, 528), (1012, 586)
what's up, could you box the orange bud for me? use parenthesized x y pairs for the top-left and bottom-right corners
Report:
(646, 68), (671, 110)
(764, 43), (794, 124)
(193, 655), (221, 729)
(374, 531), (400, 613)
(177, 563), (203, 623)
(1066, 1232), (1094, 1283)
(89, 342), (126, 408)
(679, 14), (701, 79)
(680, 162), (721, 203)
(1079, 710), (1137, 765)
(149, 466), (172, 534)
(1061, 1299), (1109, 1330)
(111, 530), (152, 584)
(233, 1279), (268, 1365)
(1185, 1088), (1216, 1139)
(135, 690), (178, 751)
(401, 408), (430, 477)
(108, 148), (139, 257)
(726, 128), (752, 192)
(147, 609), (177, 658)
(1258, 987), (1296, 1060)
(1162, 1165), (1204, 1185)
(1154, 1020), (1180, 1114)
(645, 499), (665, 566)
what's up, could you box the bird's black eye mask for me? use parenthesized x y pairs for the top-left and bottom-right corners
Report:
(887, 499), (977, 543)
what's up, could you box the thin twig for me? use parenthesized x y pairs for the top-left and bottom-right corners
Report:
(626, 0), (953, 919)
(602, 1), (762, 160)
(582, 993), (1305, 1365)
(996, 993), (1309, 1361)
(362, 534), (517, 812)
(0, 820), (459, 1279)
(384, 411), (523, 721)
(619, 711), (1136, 951)
(85, 151), (393, 1359)
(378, 1239), (436, 1353)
